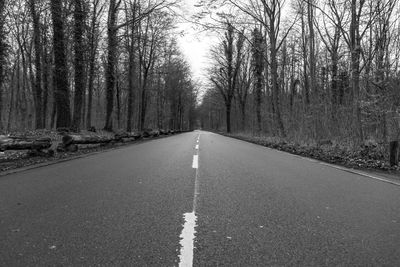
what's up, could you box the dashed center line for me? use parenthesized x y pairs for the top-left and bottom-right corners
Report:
(192, 155), (198, 169)
(179, 134), (201, 267)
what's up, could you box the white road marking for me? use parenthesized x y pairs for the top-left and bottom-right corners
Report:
(318, 162), (400, 186)
(192, 155), (198, 169)
(178, 134), (201, 267)
(178, 212), (197, 267)
(193, 159), (200, 212)
(265, 146), (400, 187)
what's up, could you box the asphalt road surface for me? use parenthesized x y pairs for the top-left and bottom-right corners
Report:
(1, 131), (399, 266)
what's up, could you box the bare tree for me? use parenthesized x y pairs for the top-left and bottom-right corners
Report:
(104, 0), (121, 131)
(237, 44), (251, 131)
(252, 27), (264, 133)
(86, 0), (104, 130)
(125, 0), (139, 132)
(72, 0), (86, 131)
(210, 22), (245, 133)
(51, 0), (71, 128)
(0, 0), (6, 130)
(28, 0), (44, 129)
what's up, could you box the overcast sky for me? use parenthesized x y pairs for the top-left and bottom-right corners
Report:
(175, 0), (217, 85)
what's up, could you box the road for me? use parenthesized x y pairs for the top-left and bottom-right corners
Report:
(1, 131), (399, 266)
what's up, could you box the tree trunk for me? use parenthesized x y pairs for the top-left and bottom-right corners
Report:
(331, 51), (339, 109)
(389, 141), (399, 167)
(139, 84), (147, 131)
(241, 105), (246, 131)
(269, 20), (285, 137)
(7, 61), (18, 131)
(86, 1), (99, 130)
(116, 79), (121, 129)
(127, 52), (135, 132)
(72, 0), (85, 131)
(104, 0), (119, 131)
(226, 102), (231, 133)
(86, 58), (94, 129)
(29, 0), (44, 129)
(253, 29), (263, 133)
(350, 0), (364, 144)
(51, 0), (71, 128)
(127, 3), (138, 132)
(42, 32), (50, 128)
(307, 0), (321, 140)
(301, 9), (310, 107)
(0, 0), (5, 130)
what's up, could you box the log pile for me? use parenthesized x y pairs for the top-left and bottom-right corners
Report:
(1, 129), (190, 156)
(0, 135), (53, 156)
(159, 129), (168, 135)
(141, 130), (151, 138)
(149, 130), (160, 137)
(57, 134), (115, 152)
(114, 132), (142, 142)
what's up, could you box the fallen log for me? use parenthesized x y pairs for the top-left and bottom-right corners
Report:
(62, 134), (114, 146)
(114, 132), (142, 141)
(56, 143), (78, 153)
(141, 130), (151, 138)
(159, 129), (168, 135)
(0, 135), (52, 154)
(150, 130), (160, 137)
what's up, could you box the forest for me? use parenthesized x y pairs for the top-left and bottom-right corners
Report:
(197, 0), (400, 149)
(0, 0), (399, 166)
(0, 0), (197, 134)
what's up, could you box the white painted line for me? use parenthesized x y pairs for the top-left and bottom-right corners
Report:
(268, 146), (400, 187)
(192, 155), (198, 169)
(193, 160), (200, 212)
(178, 134), (202, 267)
(318, 162), (400, 186)
(178, 212), (197, 267)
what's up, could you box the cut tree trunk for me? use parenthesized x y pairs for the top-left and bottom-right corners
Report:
(114, 132), (142, 142)
(62, 134), (114, 146)
(389, 141), (399, 167)
(58, 134), (115, 152)
(0, 136), (52, 152)
(150, 130), (160, 137)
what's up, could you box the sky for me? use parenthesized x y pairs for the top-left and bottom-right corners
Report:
(175, 0), (217, 85)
